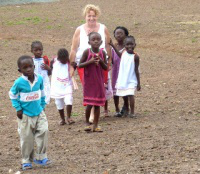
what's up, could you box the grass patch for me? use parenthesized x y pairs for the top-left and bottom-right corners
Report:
(196, 113), (200, 117)
(20, 8), (37, 14)
(5, 16), (49, 26)
(72, 112), (80, 117)
(47, 25), (52, 29)
(192, 38), (197, 43)
(144, 110), (149, 115)
(2, 40), (9, 47)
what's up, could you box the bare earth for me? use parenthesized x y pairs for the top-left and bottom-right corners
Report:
(0, 0), (200, 173)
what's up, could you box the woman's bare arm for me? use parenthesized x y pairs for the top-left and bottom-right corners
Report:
(69, 27), (80, 64)
(104, 26), (112, 66)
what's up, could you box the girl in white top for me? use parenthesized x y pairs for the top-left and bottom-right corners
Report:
(116, 36), (141, 118)
(31, 41), (51, 104)
(50, 48), (75, 125)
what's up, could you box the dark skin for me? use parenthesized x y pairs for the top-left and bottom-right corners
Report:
(109, 29), (129, 113)
(79, 33), (107, 70)
(17, 59), (35, 119)
(79, 33), (107, 131)
(31, 44), (51, 75)
(124, 38), (141, 114)
(109, 28), (127, 58)
(50, 56), (74, 125)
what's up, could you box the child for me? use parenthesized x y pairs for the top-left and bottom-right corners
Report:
(116, 36), (141, 117)
(79, 32), (107, 132)
(50, 48), (75, 125)
(109, 26), (129, 117)
(9, 55), (51, 171)
(31, 41), (51, 104)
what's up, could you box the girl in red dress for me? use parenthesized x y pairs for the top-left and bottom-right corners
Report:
(79, 32), (107, 132)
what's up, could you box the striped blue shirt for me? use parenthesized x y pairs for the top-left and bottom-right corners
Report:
(9, 74), (46, 117)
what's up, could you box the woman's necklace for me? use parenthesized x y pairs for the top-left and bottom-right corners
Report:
(85, 24), (98, 35)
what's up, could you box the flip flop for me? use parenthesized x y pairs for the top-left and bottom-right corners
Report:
(114, 112), (122, 117)
(66, 118), (75, 125)
(84, 126), (92, 132)
(128, 114), (137, 118)
(34, 158), (52, 166)
(93, 127), (103, 132)
(60, 120), (66, 125)
(22, 163), (32, 171)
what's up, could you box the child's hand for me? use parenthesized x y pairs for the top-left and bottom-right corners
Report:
(89, 56), (99, 65)
(94, 56), (100, 66)
(17, 110), (23, 119)
(109, 38), (114, 47)
(41, 63), (51, 71)
(137, 84), (141, 91)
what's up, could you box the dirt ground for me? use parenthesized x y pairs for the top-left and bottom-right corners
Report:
(0, 0), (200, 173)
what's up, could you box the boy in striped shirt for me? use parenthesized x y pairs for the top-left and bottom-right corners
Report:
(9, 55), (51, 170)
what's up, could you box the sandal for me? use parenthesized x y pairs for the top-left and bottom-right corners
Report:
(22, 163), (32, 170)
(34, 158), (52, 166)
(128, 114), (137, 118)
(60, 120), (66, 125)
(93, 127), (103, 132)
(114, 112), (122, 117)
(84, 126), (92, 132)
(123, 110), (129, 117)
(66, 118), (75, 125)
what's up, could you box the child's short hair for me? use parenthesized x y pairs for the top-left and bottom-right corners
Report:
(57, 48), (69, 62)
(88, 32), (101, 40)
(83, 4), (101, 17)
(124, 35), (136, 43)
(31, 41), (43, 50)
(17, 55), (33, 68)
(114, 26), (129, 36)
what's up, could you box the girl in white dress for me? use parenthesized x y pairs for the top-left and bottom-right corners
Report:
(31, 41), (51, 104)
(50, 48), (75, 125)
(116, 36), (141, 117)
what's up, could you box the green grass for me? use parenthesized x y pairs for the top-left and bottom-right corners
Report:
(196, 113), (200, 117)
(5, 16), (49, 26)
(143, 110), (149, 115)
(2, 40), (9, 47)
(191, 38), (197, 43)
(47, 25), (52, 29)
(20, 8), (37, 14)
(71, 112), (80, 117)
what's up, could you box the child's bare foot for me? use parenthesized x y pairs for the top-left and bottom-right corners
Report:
(104, 110), (109, 117)
(60, 120), (66, 125)
(66, 117), (75, 125)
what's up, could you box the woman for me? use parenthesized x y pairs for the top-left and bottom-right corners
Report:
(69, 4), (111, 81)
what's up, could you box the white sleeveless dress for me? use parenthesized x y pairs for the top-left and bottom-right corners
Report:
(33, 58), (50, 104)
(116, 51), (138, 96)
(50, 59), (73, 98)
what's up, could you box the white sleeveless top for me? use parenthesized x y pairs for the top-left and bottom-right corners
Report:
(50, 59), (73, 98)
(33, 58), (50, 84)
(75, 23), (106, 64)
(116, 51), (138, 90)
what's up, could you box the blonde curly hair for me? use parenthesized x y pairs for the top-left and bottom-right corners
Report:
(83, 4), (101, 17)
